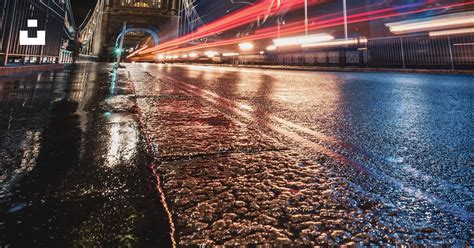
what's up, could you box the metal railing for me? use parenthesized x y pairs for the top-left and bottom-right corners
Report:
(246, 33), (474, 70)
(78, 0), (105, 59)
(0, 0), (70, 66)
(367, 33), (474, 69)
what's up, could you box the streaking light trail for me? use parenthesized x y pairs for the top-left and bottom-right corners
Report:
(130, 1), (473, 61)
(302, 37), (368, 48)
(273, 33), (334, 47)
(386, 11), (474, 34)
(137, 0), (324, 56)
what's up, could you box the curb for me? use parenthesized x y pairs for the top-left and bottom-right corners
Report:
(175, 63), (474, 75)
(0, 64), (65, 77)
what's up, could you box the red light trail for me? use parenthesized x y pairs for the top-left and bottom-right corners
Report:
(137, 0), (324, 55)
(130, 1), (472, 61)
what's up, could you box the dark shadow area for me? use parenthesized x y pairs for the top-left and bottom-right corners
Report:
(0, 63), (172, 247)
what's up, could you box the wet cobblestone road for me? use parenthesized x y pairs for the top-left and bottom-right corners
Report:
(0, 63), (473, 246)
(126, 63), (473, 246)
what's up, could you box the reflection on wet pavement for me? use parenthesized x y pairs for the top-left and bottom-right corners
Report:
(0, 62), (472, 246)
(0, 64), (172, 247)
(127, 63), (473, 246)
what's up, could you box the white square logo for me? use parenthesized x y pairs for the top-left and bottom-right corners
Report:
(19, 19), (46, 46)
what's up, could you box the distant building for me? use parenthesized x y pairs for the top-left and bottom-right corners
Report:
(0, 0), (75, 65)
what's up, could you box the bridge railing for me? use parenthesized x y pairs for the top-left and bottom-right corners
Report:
(78, 0), (104, 59)
(236, 33), (473, 70)
(366, 33), (474, 70)
(0, 0), (69, 65)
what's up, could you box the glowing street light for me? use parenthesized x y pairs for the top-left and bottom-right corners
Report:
(302, 37), (367, 48)
(266, 45), (277, 51)
(239, 42), (254, 51)
(205, 51), (219, 58)
(222, 52), (240, 57)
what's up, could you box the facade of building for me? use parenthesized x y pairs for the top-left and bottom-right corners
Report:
(0, 0), (70, 65)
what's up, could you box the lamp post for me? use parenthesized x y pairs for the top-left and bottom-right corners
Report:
(304, 0), (308, 36)
(116, 21), (126, 67)
(343, 0), (348, 40)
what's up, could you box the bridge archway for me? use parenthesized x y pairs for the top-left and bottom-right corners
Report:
(115, 27), (160, 47)
(79, 0), (180, 61)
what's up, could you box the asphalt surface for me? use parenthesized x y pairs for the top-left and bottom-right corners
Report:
(126, 63), (473, 246)
(0, 62), (472, 246)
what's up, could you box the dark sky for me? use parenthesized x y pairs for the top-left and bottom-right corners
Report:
(70, 0), (97, 25)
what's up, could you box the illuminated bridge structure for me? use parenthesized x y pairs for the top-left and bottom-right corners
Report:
(78, 0), (181, 61)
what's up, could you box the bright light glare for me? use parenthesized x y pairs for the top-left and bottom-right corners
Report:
(172, 55), (179, 59)
(189, 52), (198, 58)
(273, 34), (334, 47)
(429, 28), (474, 37)
(239, 42), (254, 51)
(222, 52), (240, 57)
(205, 51), (219, 58)
(386, 11), (474, 34)
(302, 37), (368, 48)
(157, 54), (164, 59)
(182, 54), (188, 58)
(266, 45), (277, 51)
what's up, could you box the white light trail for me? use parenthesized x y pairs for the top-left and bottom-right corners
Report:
(239, 42), (254, 51)
(273, 33), (334, 47)
(222, 52), (240, 57)
(302, 37), (367, 48)
(429, 28), (474, 37)
(205, 51), (219, 58)
(266, 45), (277, 51)
(385, 11), (474, 34)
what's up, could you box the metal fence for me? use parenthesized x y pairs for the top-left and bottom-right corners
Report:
(368, 33), (474, 70)
(0, 0), (65, 65)
(240, 33), (474, 70)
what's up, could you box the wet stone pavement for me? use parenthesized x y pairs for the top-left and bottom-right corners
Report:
(0, 62), (472, 246)
(126, 63), (473, 246)
(0, 63), (172, 247)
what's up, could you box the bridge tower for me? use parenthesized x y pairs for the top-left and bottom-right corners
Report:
(83, 0), (180, 61)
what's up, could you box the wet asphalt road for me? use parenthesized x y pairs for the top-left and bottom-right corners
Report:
(0, 62), (473, 246)
(126, 63), (473, 246)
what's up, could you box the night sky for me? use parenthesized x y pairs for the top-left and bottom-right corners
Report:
(70, 0), (97, 25)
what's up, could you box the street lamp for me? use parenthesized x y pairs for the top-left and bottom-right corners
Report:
(304, 0), (308, 36)
(116, 21), (126, 67)
(343, 0), (348, 40)
(239, 42), (254, 51)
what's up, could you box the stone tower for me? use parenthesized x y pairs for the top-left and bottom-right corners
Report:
(97, 0), (179, 60)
